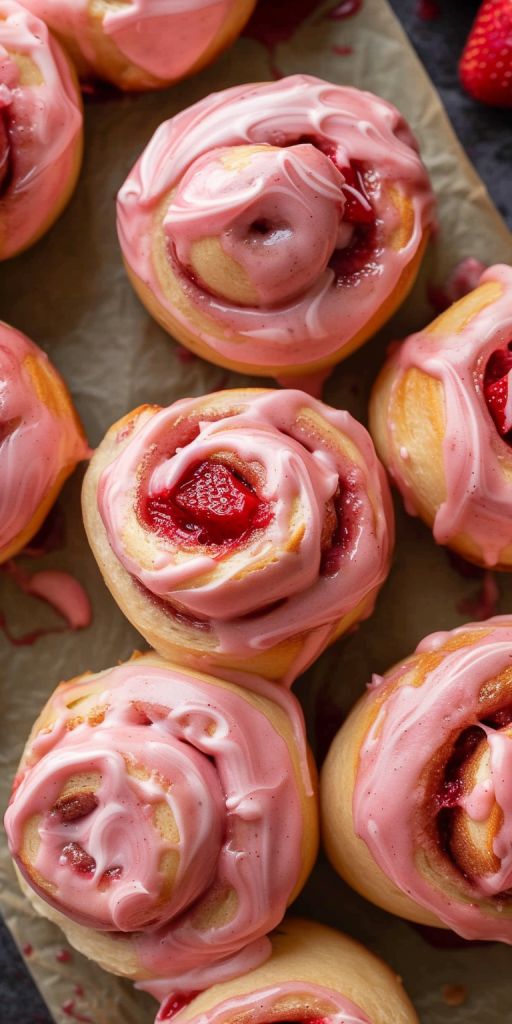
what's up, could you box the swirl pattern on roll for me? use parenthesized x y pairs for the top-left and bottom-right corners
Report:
(82, 388), (394, 684)
(117, 75), (434, 382)
(154, 917), (417, 1024)
(328, 616), (512, 941)
(0, 0), (82, 259)
(370, 263), (512, 568)
(18, 0), (256, 89)
(5, 655), (317, 992)
(0, 322), (88, 561)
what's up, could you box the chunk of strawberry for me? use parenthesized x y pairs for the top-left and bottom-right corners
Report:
(174, 462), (260, 532)
(459, 0), (512, 108)
(483, 346), (512, 440)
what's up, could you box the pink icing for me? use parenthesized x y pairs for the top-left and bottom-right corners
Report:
(19, 0), (247, 82)
(427, 257), (487, 314)
(96, 389), (394, 686)
(167, 144), (346, 308)
(4, 561), (91, 628)
(5, 660), (314, 990)
(0, 322), (88, 559)
(353, 615), (512, 941)
(156, 982), (371, 1024)
(383, 263), (512, 566)
(117, 75), (434, 375)
(0, 1), (82, 259)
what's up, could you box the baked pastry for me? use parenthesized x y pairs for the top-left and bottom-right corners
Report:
(0, 322), (88, 563)
(117, 74), (434, 392)
(155, 917), (418, 1023)
(322, 615), (512, 941)
(5, 653), (318, 993)
(17, 0), (256, 91)
(370, 263), (512, 568)
(82, 388), (394, 685)
(0, 0), (83, 260)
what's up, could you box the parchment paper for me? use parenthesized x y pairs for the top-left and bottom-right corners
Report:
(1, 1), (512, 1021)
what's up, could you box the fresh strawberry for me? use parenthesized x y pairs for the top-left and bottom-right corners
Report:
(174, 462), (260, 532)
(144, 460), (272, 547)
(459, 0), (512, 107)
(483, 346), (512, 440)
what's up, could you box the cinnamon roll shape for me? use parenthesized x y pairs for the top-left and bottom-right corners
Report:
(0, 322), (88, 562)
(17, 0), (256, 91)
(0, 0), (83, 260)
(155, 917), (418, 1024)
(370, 263), (512, 568)
(117, 75), (434, 391)
(82, 389), (394, 685)
(4, 654), (318, 991)
(322, 616), (512, 941)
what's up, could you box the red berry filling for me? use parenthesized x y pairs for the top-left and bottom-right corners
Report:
(483, 345), (512, 444)
(141, 460), (272, 549)
(321, 478), (360, 575)
(158, 992), (200, 1021)
(52, 792), (98, 823)
(0, 110), (11, 197)
(60, 842), (96, 876)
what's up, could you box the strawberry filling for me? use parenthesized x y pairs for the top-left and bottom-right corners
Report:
(142, 460), (272, 549)
(318, 149), (379, 283)
(321, 478), (360, 575)
(0, 109), (11, 196)
(60, 842), (96, 876)
(157, 993), (200, 1021)
(483, 345), (512, 444)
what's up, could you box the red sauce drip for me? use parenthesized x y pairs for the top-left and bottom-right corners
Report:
(329, 0), (363, 17)
(244, 0), (321, 50)
(416, 0), (441, 21)
(332, 44), (354, 55)
(158, 992), (200, 1020)
(141, 460), (272, 550)
(0, 108), (11, 197)
(456, 570), (499, 621)
(56, 949), (73, 963)
(22, 943), (33, 957)
(61, 1000), (93, 1023)
(483, 346), (512, 445)
(0, 609), (66, 646)
(60, 842), (96, 876)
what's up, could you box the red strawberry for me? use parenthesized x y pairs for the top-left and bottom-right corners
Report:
(459, 0), (512, 107)
(174, 462), (260, 533)
(60, 842), (96, 875)
(483, 346), (512, 439)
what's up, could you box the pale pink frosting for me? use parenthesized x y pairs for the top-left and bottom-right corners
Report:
(3, 561), (91, 628)
(0, 1), (82, 259)
(117, 75), (434, 375)
(96, 389), (394, 686)
(382, 263), (512, 566)
(156, 982), (371, 1024)
(19, 0), (247, 82)
(353, 615), (512, 941)
(0, 322), (88, 559)
(5, 660), (314, 991)
(168, 144), (346, 308)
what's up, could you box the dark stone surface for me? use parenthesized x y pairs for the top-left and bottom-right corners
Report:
(1, 2), (510, 1023)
